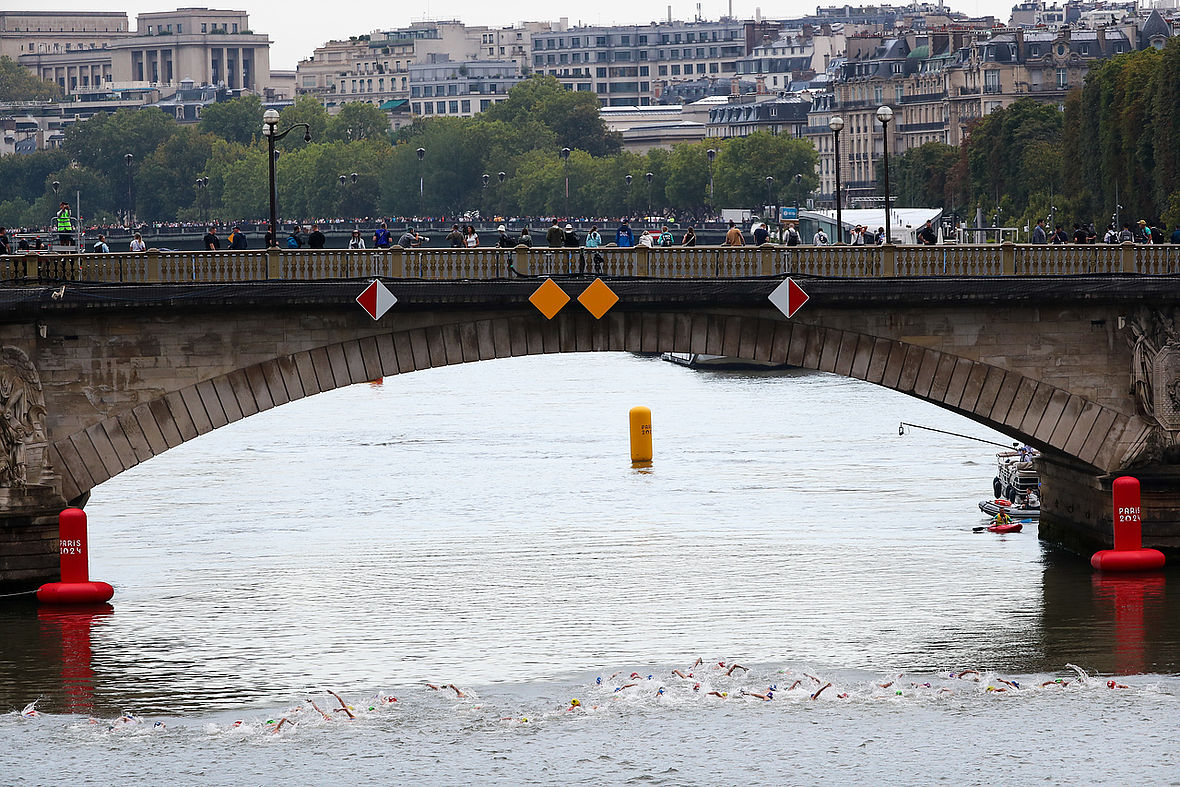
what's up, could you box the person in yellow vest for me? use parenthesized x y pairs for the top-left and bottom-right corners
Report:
(54, 202), (74, 246)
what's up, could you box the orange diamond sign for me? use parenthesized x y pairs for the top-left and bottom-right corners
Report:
(577, 278), (619, 319)
(529, 278), (570, 319)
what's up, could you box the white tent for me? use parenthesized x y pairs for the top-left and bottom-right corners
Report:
(815, 208), (943, 244)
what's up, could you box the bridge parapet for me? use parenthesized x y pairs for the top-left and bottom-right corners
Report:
(2, 242), (1178, 283)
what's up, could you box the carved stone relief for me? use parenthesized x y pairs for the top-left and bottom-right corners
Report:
(0, 346), (49, 488)
(1126, 308), (1180, 465)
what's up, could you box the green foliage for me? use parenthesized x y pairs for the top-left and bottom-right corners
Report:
(326, 102), (390, 143)
(0, 55), (60, 101)
(0, 149), (70, 205)
(712, 132), (818, 210)
(0, 199), (30, 228)
(890, 142), (963, 208)
(277, 95), (329, 150)
(483, 75), (621, 156)
(198, 94), (264, 145)
(134, 126), (217, 221)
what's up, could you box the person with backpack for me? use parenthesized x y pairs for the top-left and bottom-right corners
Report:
(286, 227), (303, 248)
(373, 222), (393, 249)
(682, 226), (697, 246)
(784, 222), (801, 247)
(1118, 223), (1134, 243)
(91, 234), (110, 253)
(658, 226), (674, 247)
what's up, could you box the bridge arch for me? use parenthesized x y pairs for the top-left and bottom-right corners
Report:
(46, 311), (1145, 502)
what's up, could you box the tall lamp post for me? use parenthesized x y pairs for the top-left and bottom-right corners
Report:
(497, 171), (506, 221)
(124, 152), (133, 228)
(792, 173), (802, 237)
(416, 147), (426, 218)
(645, 171), (654, 223)
(560, 147), (571, 220)
(764, 175), (774, 217)
(338, 172), (357, 216)
(262, 108), (311, 248)
(195, 177), (209, 225)
(481, 172), (490, 222)
(828, 115), (844, 242)
(624, 174), (633, 216)
(706, 147), (716, 205)
(875, 105), (894, 244)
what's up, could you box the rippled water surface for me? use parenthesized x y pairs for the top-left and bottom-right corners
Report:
(2, 354), (1177, 783)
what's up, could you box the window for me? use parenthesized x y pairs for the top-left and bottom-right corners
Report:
(201, 23), (206, 32)
(639, 65), (648, 76)
(480, 99), (491, 110)
(423, 85), (433, 96)
(638, 50), (647, 60)
(596, 67), (607, 77)
(423, 103), (433, 114)
(638, 35), (647, 44)
(696, 47), (705, 58)
(671, 65), (680, 75)
(572, 53), (580, 63)
(437, 101), (445, 113)
(621, 35), (630, 45)
(571, 37), (580, 47)
(1056, 68), (1067, 88)
(874, 86), (883, 103)
(461, 99), (470, 112)
(596, 36), (607, 46)
(447, 83), (457, 95)
(658, 65), (667, 75)
(449, 100), (458, 113)
(709, 62), (718, 73)
(232, 23), (238, 33)
(895, 85), (903, 102)
(616, 51), (630, 61)
(696, 63), (705, 73)
(412, 103), (421, 113)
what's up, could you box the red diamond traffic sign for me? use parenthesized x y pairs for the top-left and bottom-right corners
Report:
(768, 277), (809, 318)
(357, 280), (397, 320)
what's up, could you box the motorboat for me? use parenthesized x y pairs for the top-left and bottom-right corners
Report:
(660, 352), (789, 370)
(980, 447), (1040, 518)
(978, 498), (1040, 519)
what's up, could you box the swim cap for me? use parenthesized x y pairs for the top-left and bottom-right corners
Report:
(570, 699), (581, 706)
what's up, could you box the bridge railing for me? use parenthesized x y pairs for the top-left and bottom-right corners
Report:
(4, 243), (1179, 282)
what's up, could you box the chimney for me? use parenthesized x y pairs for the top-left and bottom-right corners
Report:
(668, 5), (672, 23)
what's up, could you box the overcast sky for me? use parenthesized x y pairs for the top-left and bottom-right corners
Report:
(48, 0), (1004, 70)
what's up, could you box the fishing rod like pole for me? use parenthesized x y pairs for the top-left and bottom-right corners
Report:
(897, 421), (1015, 450)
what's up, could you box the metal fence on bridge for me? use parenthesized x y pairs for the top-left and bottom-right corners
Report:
(2, 243), (1178, 283)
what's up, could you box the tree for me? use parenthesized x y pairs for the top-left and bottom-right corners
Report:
(134, 126), (217, 221)
(0, 149), (70, 205)
(198, 94), (264, 145)
(326, 102), (390, 142)
(712, 132), (819, 210)
(0, 56), (60, 101)
(965, 99), (1063, 220)
(483, 75), (620, 156)
(891, 142), (962, 208)
(277, 95), (329, 150)
(61, 108), (178, 215)
(662, 142), (713, 217)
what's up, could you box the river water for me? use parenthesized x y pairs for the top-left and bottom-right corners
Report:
(2, 354), (1177, 784)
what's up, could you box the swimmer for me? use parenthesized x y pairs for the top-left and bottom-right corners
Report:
(614, 683), (638, 692)
(20, 702), (39, 718)
(328, 690), (355, 719)
(568, 698), (582, 710)
(1041, 679), (1069, 688)
(811, 682), (832, 700)
(725, 664), (748, 677)
(740, 689), (773, 701)
(609, 671), (624, 680)
(272, 717), (295, 733)
(706, 691), (728, 698)
(672, 669), (691, 679)
(690, 658), (703, 669)
(448, 684), (467, 698)
(693, 683), (700, 692)
(954, 670), (980, 681)
(306, 699), (332, 721)
(878, 681), (894, 689)
(1106, 680), (1128, 689)
(996, 678), (1020, 689)
(786, 680), (803, 691)
(986, 686), (1007, 693)
(804, 673), (822, 684)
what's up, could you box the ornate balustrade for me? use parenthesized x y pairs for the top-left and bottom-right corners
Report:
(2, 242), (1177, 283)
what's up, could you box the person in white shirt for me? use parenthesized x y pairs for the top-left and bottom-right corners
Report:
(638, 230), (655, 248)
(813, 228), (829, 245)
(92, 234), (110, 253)
(129, 233), (147, 252)
(348, 230), (366, 248)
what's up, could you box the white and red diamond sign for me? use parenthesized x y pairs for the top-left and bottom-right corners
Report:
(356, 280), (397, 320)
(768, 277), (809, 319)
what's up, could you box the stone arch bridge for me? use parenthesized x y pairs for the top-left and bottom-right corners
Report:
(1, 245), (1179, 589)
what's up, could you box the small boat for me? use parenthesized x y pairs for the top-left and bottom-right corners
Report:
(660, 352), (789, 370)
(978, 498), (1040, 518)
(986, 520), (1025, 534)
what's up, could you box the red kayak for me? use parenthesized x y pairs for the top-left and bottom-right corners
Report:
(987, 522), (1023, 533)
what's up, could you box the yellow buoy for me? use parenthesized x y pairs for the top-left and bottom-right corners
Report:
(630, 406), (652, 464)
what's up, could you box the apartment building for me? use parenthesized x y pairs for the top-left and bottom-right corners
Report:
(530, 19), (747, 107)
(408, 56), (522, 117)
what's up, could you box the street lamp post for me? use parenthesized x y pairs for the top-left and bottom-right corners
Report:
(124, 152), (133, 228)
(706, 148), (716, 205)
(645, 171), (654, 224)
(195, 177), (209, 225)
(338, 172), (358, 216)
(792, 173), (802, 238)
(416, 147), (426, 218)
(828, 115), (844, 242)
(497, 171), (506, 220)
(624, 174), (633, 216)
(875, 105), (894, 244)
(560, 147), (571, 220)
(481, 172), (490, 222)
(262, 108), (311, 248)
(765, 175), (774, 217)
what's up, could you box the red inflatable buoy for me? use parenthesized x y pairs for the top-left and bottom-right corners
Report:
(36, 508), (114, 605)
(1091, 477), (1166, 572)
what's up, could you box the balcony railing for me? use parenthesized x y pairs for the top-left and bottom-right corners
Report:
(4, 243), (1177, 283)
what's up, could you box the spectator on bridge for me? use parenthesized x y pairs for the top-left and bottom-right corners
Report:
(585, 225), (603, 248)
(1050, 226), (1068, 244)
(546, 219), (564, 248)
(517, 226), (533, 247)
(1072, 223), (1088, 244)
(398, 226), (423, 248)
(657, 226), (674, 247)
(563, 223), (579, 247)
(753, 221), (769, 245)
(616, 220), (634, 248)
(203, 226), (220, 250)
(446, 224), (464, 247)
(1031, 218), (1047, 244)
(55, 202), (74, 246)
(348, 229), (366, 248)
(464, 225), (480, 247)
(494, 225), (513, 248)
(1103, 224), (1118, 244)
(918, 220), (937, 245)
(308, 224), (326, 249)
(638, 229), (655, 248)
(91, 234), (110, 253)
(286, 227), (303, 249)
(875, 227), (885, 245)
(1171, 225), (1180, 244)
(812, 227), (830, 245)
(129, 232), (146, 252)
(1119, 223), (1135, 243)
(0, 228), (9, 255)
(1136, 219), (1151, 243)
(682, 226), (697, 246)
(724, 221), (744, 246)
(374, 222), (393, 249)
(784, 222), (801, 246)
(229, 227), (248, 249)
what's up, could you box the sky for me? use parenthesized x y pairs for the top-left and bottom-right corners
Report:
(47, 0), (1003, 70)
